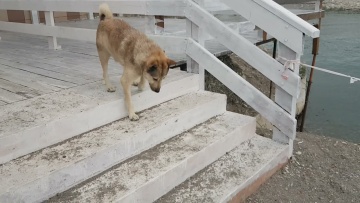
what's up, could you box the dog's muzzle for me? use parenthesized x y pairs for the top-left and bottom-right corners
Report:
(151, 87), (160, 93)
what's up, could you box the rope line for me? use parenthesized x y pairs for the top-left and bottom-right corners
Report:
(279, 57), (360, 84)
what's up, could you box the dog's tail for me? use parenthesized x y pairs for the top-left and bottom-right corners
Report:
(99, 3), (113, 21)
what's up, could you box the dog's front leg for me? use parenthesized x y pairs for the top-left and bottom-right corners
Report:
(121, 73), (139, 121)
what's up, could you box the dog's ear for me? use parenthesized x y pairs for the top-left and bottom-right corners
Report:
(167, 58), (176, 68)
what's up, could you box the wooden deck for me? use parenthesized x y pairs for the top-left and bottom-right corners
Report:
(0, 30), (121, 105)
(0, 16), (254, 106)
(0, 4), (323, 106)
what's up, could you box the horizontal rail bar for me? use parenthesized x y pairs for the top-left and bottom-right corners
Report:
(0, 0), (186, 16)
(185, 1), (300, 97)
(186, 39), (296, 137)
(221, 0), (319, 52)
(0, 21), (188, 53)
(253, 0), (320, 37)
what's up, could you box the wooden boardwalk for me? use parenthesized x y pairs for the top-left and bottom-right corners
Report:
(0, 16), (257, 106)
(0, 4), (322, 106)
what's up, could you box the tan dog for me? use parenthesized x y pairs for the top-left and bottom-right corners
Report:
(96, 3), (176, 121)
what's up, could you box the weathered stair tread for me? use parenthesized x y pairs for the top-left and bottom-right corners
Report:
(156, 135), (289, 203)
(0, 91), (226, 202)
(0, 69), (189, 137)
(0, 70), (198, 164)
(47, 112), (256, 203)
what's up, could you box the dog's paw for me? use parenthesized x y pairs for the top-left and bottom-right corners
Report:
(107, 86), (116, 92)
(129, 113), (139, 121)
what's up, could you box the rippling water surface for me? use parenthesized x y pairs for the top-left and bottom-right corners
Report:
(302, 12), (360, 143)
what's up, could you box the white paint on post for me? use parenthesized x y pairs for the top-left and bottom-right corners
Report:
(186, 19), (205, 90)
(88, 12), (94, 20)
(44, 11), (61, 50)
(31, 11), (39, 24)
(145, 15), (156, 34)
(186, 0), (206, 90)
(273, 42), (301, 156)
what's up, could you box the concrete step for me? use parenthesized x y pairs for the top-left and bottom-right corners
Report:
(46, 111), (256, 203)
(157, 136), (290, 203)
(0, 91), (226, 203)
(0, 70), (198, 164)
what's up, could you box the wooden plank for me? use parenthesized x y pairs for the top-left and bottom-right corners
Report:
(0, 40), (122, 77)
(0, 0), (186, 16)
(0, 78), (43, 98)
(0, 65), (75, 91)
(0, 68), (57, 93)
(0, 54), (100, 81)
(0, 88), (26, 103)
(186, 1), (300, 97)
(0, 60), (90, 85)
(186, 40), (296, 137)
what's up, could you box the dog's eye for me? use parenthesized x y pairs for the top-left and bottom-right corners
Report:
(153, 78), (158, 81)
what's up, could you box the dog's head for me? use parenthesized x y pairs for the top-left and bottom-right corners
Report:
(144, 51), (176, 93)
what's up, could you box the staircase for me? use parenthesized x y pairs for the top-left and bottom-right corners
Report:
(0, 71), (289, 203)
(0, 0), (322, 202)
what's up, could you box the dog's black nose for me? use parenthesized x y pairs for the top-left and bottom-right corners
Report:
(154, 89), (160, 93)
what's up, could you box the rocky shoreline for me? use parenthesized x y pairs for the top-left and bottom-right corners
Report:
(323, 0), (360, 11)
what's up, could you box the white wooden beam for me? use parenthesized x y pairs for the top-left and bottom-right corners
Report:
(0, 0), (187, 16)
(145, 15), (156, 34)
(185, 1), (300, 97)
(187, 39), (296, 137)
(0, 21), (187, 54)
(44, 11), (61, 50)
(186, 0), (206, 90)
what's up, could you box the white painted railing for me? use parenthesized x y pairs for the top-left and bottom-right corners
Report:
(0, 0), (320, 156)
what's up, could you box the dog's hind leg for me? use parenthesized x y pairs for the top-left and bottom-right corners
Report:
(132, 76), (145, 91)
(98, 50), (116, 92)
(137, 75), (146, 91)
(121, 70), (139, 121)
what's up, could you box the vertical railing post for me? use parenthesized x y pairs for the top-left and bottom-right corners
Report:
(186, 0), (205, 90)
(145, 15), (164, 35)
(88, 12), (94, 20)
(44, 11), (61, 50)
(155, 15), (164, 34)
(273, 41), (303, 157)
(31, 11), (39, 24)
(145, 15), (156, 34)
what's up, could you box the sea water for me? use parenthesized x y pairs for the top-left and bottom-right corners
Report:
(302, 11), (360, 143)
